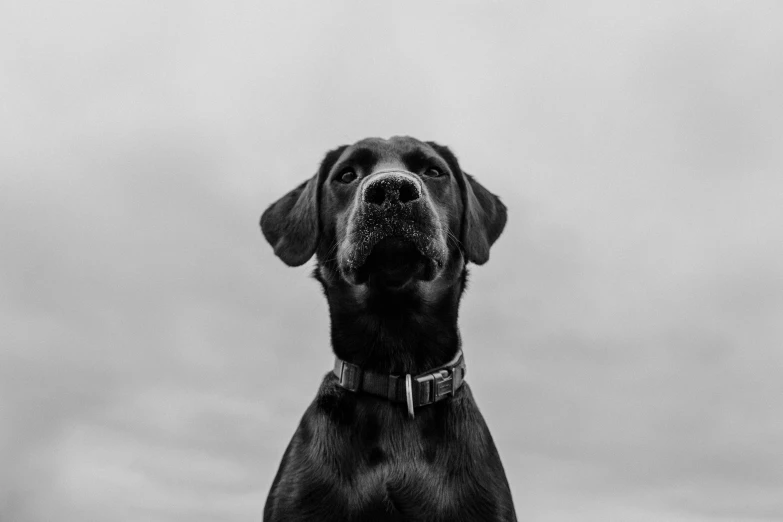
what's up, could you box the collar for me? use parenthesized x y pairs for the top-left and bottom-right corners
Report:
(333, 350), (466, 419)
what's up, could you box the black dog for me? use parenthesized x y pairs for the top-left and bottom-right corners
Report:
(261, 136), (516, 521)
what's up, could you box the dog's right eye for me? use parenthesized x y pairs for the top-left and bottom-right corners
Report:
(337, 170), (357, 184)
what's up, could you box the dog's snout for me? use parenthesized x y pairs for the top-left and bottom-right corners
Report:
(363, 172), (421, 207)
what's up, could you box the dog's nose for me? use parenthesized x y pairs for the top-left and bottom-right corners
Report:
(363, 172), (421, 207)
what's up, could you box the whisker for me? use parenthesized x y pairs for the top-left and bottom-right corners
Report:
(446, 230), (461, 250)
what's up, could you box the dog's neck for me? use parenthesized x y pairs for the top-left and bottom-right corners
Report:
(316, 263), (467, 376)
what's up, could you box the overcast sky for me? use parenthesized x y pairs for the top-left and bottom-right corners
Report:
(2, 1), (782, 521)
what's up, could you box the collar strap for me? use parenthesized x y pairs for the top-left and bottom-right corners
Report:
(333, 350), (466, 418)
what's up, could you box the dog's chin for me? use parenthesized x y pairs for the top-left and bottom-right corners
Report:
(343, 237), (439, 290)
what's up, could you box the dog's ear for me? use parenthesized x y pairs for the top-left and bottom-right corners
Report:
(461, 173), (507, 264)
(260, 175), (319, 266)
(427, 142), (507, 265)
(260, 145), (347, 266)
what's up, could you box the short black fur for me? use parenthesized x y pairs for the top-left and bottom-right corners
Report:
(261, 137), (516, 521)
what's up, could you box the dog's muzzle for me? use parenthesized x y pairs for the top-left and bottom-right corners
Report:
(339, 170), (447, 284)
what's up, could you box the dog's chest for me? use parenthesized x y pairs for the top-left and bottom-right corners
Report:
(312, 400), (472, 512)
(346, 421), (459, 511)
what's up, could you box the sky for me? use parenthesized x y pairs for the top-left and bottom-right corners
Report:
(1, 1), (782, 521)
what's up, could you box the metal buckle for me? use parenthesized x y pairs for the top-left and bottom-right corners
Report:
(405, 374), (414, 418)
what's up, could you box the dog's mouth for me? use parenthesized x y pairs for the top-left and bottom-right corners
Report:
(356, 236), (437, 288)
(342, 230), (444, 288)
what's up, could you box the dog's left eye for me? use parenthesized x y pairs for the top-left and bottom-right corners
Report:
(338, 170), (357, 183)
(423, 167), (442, 178)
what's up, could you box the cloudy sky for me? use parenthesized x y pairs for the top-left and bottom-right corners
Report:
(2, 1), (782, 521)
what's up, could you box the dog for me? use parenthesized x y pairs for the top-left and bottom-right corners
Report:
(260, 136), (516, 521)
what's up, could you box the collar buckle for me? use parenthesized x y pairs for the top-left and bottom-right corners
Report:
(414, 368), (455, 407)
(434, 369), (455, 399)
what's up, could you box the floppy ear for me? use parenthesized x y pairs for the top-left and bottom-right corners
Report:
(461, 173), (507, 265)
(260, 145), (348, 266)
(260, 175), (320, 266)
(427, 142), (507, 265)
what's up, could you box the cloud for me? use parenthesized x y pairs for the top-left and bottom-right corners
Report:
(1, 1), (782, 520)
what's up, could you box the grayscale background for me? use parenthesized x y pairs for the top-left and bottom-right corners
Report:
(2, 1), (782, 521)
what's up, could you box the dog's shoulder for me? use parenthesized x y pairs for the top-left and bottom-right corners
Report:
(265, 374), (515, 521)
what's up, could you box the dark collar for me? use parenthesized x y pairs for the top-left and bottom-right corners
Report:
(333, 350), (466, 418)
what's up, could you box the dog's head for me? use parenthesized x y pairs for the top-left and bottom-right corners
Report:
(261, 136), (506, 292)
